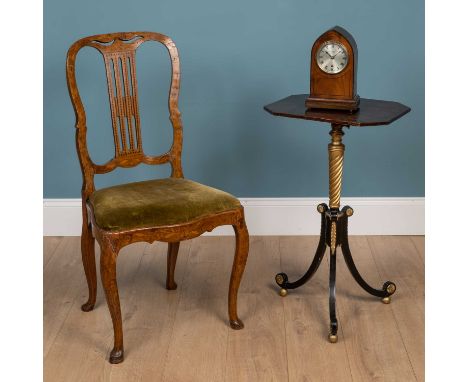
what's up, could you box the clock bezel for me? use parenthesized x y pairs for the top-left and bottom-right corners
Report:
(316, 40), (349, 75)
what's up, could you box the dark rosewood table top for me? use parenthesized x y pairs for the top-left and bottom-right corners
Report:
(264, 94), (410, 127)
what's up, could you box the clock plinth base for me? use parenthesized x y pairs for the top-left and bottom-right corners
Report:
(306, 95), (360, 112)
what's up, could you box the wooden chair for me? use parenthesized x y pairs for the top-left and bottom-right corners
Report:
(66, 32), (250, 364)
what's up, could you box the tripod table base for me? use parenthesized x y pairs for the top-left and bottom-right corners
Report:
(275, 203), (396, 343)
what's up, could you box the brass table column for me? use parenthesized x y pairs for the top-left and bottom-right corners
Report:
(328, 123), (345, 252)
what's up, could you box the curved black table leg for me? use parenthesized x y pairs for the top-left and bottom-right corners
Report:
(340, 206), (396, 302)
(328, 246), (338, 343)
(275, 204), (328, 295)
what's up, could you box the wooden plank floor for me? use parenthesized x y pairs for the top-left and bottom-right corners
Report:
(44, 236), (424, 382)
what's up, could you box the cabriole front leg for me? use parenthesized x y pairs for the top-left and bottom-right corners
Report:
(228, 216), (249, 330)
(100, 240), (124, 364)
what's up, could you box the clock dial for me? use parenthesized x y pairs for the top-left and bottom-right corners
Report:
(316, 41), (348, 74)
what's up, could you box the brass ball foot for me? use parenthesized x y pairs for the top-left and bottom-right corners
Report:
(229, 319), (244, 330)
(381, 296), (391, 304)
(81, 302), (95, 312)
(328, 333), (338, 343)
(109, 348), (124, 364)
(279, 288), (288, 297)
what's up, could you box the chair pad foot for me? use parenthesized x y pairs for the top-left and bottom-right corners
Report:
(81, 302), (95, 312)
(229, 319), (244, 330)
(109, 348), (124, 364)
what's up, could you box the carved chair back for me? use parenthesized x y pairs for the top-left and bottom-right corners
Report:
(66, 32), (183, 200)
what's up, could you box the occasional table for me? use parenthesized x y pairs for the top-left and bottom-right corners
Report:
(264, 94), (410, 343)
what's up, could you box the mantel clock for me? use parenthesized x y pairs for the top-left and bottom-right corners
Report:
(306, 26), (359, 111)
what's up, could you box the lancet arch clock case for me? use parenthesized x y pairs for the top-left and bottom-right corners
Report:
(306, 26), (360, 111)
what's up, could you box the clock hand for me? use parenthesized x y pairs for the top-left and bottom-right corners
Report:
(330, 49), (343, 59)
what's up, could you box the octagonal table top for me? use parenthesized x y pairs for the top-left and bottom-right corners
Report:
(264, 94), (410, 127)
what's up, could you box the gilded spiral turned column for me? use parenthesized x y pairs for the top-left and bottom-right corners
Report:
(328, 124), (345, 209)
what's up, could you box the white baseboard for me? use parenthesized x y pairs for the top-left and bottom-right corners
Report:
(43, 197), (424, 236)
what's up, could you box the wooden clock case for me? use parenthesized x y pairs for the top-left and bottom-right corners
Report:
(306, 26), (360, 111)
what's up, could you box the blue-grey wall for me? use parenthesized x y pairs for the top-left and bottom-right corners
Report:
(44, 0), (424, 198)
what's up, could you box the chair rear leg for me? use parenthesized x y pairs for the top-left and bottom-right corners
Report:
(228, 216), (249, 330)
(166, 242), (180, 290)
(81, 221), (97, 312)
(100, 241), (124, 364)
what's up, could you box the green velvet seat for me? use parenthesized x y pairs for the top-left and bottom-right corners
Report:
(89, 177), (241, 231)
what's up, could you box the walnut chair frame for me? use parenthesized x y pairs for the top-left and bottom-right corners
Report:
(66, 32), (249, 364)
